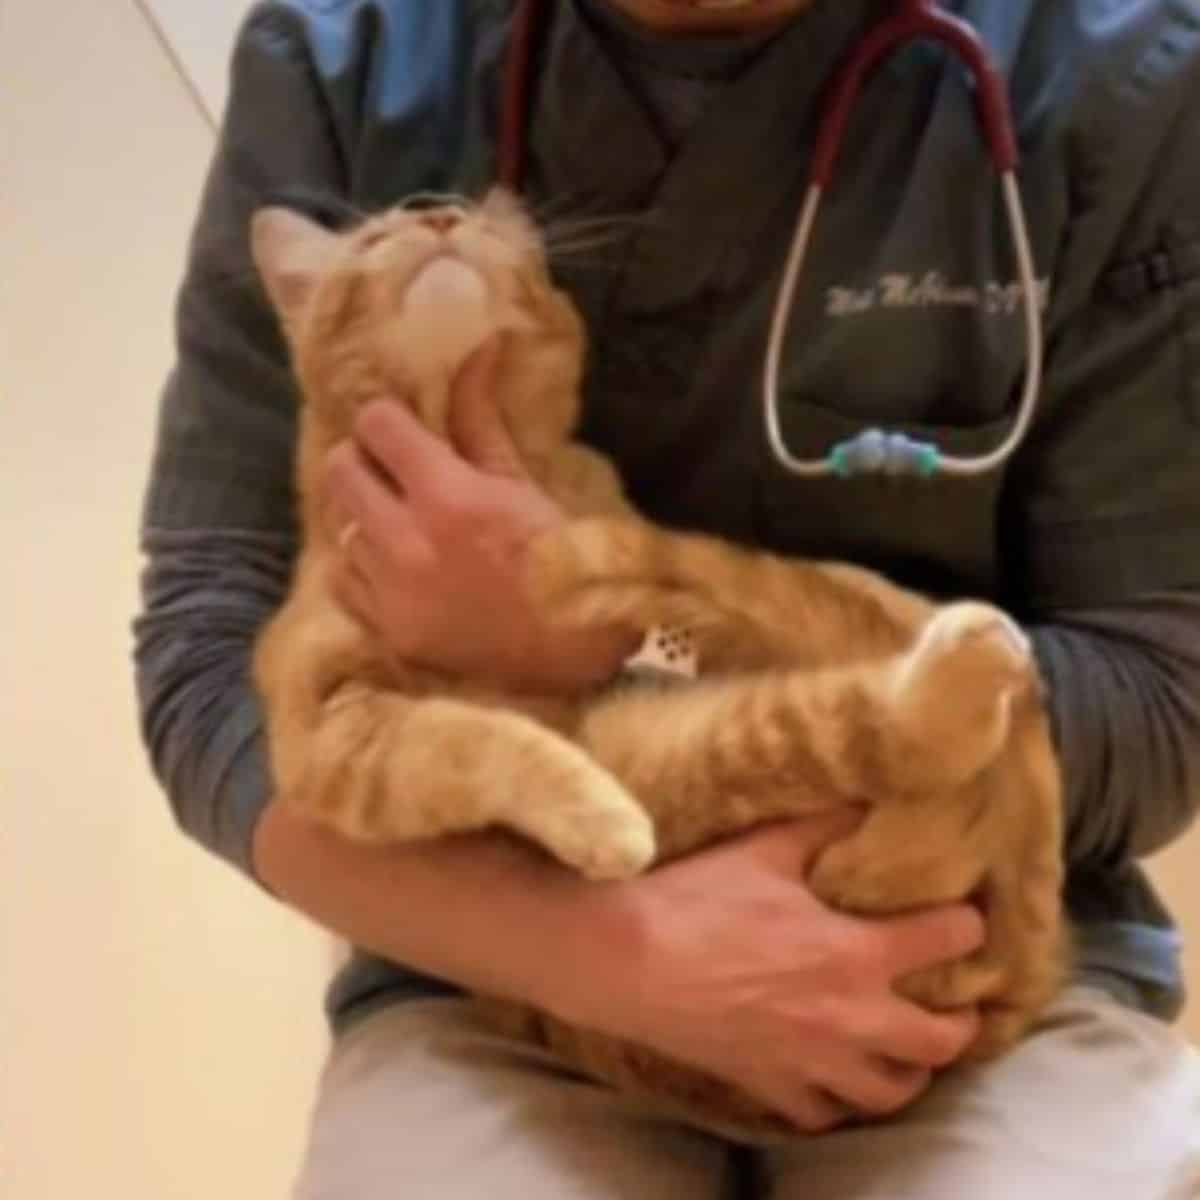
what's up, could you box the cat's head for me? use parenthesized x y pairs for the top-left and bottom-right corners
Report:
(250, 188), (585, 445)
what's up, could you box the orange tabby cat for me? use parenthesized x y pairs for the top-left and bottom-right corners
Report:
(249, 189), (1068, 1136)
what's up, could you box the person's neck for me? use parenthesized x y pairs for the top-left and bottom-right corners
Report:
(599, 0), (814, 35)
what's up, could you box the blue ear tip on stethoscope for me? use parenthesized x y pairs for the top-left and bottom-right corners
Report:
(829, 431), (943, 479)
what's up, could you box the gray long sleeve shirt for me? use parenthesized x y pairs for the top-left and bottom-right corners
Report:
(134, 0), (1200, 1028)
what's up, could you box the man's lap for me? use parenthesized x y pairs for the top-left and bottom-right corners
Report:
(292, 988), (1200, 1199)
(762, 986), (1200, 1198)
(291, 996), (735, 1200)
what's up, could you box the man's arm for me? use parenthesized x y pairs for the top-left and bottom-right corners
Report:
(134, 531), (290, 874)
(1005, 49), (1200, 868)
(1032, 595), (1200, 866)
(133, 2), (343, 876)
(253, 805), (609, 1008)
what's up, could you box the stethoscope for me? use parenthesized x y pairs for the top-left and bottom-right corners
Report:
(498, 0), (1044, 480)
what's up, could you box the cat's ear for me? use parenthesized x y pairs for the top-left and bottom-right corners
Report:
(479, 187), (539, 242)
(250, 207), (343, 328)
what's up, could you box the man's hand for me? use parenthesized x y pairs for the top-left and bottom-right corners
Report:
(324, 341), (637, 691)
(551, 813), (984, 1133)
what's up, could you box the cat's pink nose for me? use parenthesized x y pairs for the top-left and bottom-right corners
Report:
(419, 209), (464, 236)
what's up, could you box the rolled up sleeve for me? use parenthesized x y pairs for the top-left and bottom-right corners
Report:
(132, 4), (345, 879)
(134, 532), (294, 877)
(1030, 595), (1200, 868)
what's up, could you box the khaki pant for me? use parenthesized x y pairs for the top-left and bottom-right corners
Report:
(293, 988), (1200, 1199)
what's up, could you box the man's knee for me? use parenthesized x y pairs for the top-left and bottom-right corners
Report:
(760, 986), (1200, 1200)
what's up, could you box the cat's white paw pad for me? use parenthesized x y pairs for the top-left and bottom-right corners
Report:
(533, 787), (656, 881)
(556, 814), (656, 882)
(577, 828), (656, 881)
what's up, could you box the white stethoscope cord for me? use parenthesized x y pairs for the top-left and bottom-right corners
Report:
(763, 171), (1045, 480)
(496, 0), (1047, 482)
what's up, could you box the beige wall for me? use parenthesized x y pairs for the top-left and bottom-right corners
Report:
(1151, 841), (1200, 1043)
(1, 2), (330, 1198)
(1, 3), (1197, 1199)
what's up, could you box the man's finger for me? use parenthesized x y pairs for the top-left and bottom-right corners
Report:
(813, 1055), (931, 1118)
(873, 1000), (981, 1070)
(776, 1086), (853, 1135)
(873, 904), (986, 980)
(326, 439), (429, 565)
(353, 398), (467, 505)
(328, 557), (378, 632)
(448, 337), (529, 480)
(321, 442), (364, 543)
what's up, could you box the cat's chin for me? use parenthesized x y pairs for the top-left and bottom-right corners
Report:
(396, 256), (496, 380)
(407, 255), (489, 312)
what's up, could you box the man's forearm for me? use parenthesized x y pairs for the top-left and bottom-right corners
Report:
(252, 801), (615, 1017)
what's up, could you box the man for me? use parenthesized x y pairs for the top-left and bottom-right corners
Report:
(134, 0), (1200, 1195)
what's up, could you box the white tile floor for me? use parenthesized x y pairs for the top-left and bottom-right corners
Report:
(1, 3), (1196, 1198)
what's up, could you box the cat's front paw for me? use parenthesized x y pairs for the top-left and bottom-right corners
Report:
(531, 779), (657, 881)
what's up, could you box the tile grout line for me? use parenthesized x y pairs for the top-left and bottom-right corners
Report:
(127, 0), (218, 134)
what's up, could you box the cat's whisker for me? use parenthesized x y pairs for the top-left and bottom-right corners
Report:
(545, 249), (631, 272)
(546, 256), (625, 274)
(524, 194), (582, 224)
(544, 212), (653, 231)
(544, 228), (634, 249)
(523, 193), (635, 226)
(543, 219), (659, 247)
(542, 208), (660, 240)
(543, 220), (660, 259)
(545, 234), (633, 257)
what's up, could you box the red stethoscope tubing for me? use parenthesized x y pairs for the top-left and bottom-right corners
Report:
(496, 0), (1044, 480)
(498, 0), (1018, 191)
